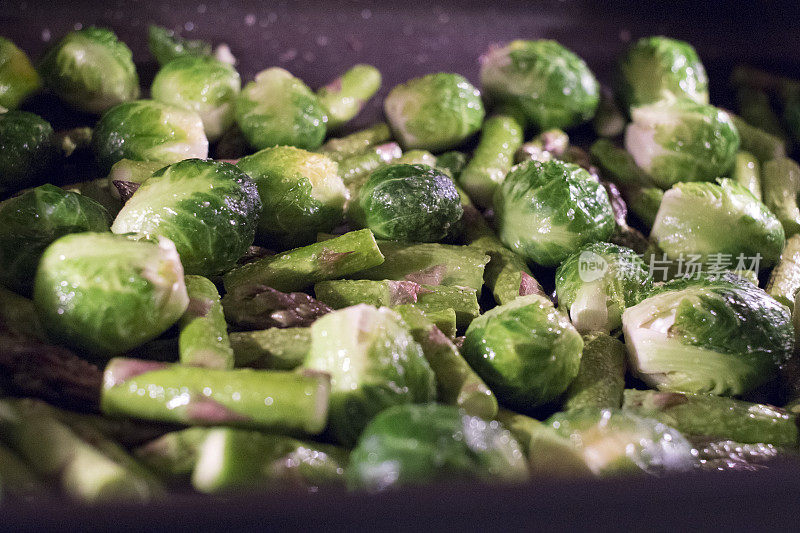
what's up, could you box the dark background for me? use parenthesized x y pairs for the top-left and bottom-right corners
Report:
(3, 0), (800, 529)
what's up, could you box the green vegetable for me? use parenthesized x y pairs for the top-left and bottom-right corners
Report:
(515, 129), (570, 164)
(435, 151), (468, 179)
(765, 234), (800, 307)
(0, 111), (59, 195)
(563, 333), (627, 411)
(458, 115), (524, 208)
(384, 73), (484, 152)
(393, 305), (457, 339)
(396, 149), (437, 167)
(624, 100), (740, 188)
(736, 86), (787, 139)
(481, 39), (599, 130)
(762, 158), (800, 237)
(589, 138), (653, 188)
(134, 427), (209, 479)
(623, 389), (798, 447)
(732, 151), (761, 200)
(730, 114), (787, 162)
(555, 242), (653, 334)
(317, 64), (381, 130)
(237, 146), (348, 249)
(148, 25), (212, 66)
(693, 439), (784, 472)
(622, 273), (794, 396)
(348, 404), (528, 491)
(38, 27), (139, 114)
(494, 159), (615, 267)
(320, 122), (392, 162)
(304, 305), (435, 445)
(235, 67), (327, 151)
(625, 185), (663, 228)
(151, 56), (241, 141)
(352, 164), (463, 242)
(593, 89), (626, 138)
(221, 285), (332, 330)
(230, 327), (311, 370)
(0, 37), (40, 110)
(178, 275), (233, 370)
(34, 233), (189, 357)
(0, 184), (111, 295)
(0, 442), (44, 497)
(92, 99), (208, 171)
(0, 286), (46, 341)
(101, 358), (330, 434)
(462, 294), (584, 410)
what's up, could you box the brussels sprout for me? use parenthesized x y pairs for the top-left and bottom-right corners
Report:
(348, 404), (528, 491)
(303, 305), (436, 445)
(480, 40), (599, 130)
(33, 233), (189, 357)
(237, 146), (348, 250)
(493, 159), (615, 267)
(624, 100), (740, 188)
(383, 73), (484, 152)
(148, 25), (212, 67)
(317, 64), (382, 130)
(650, 179), (785, 268)
(151, 56), (241, 142)
(111, 159), (260, 276)
(0, 37), (40, 110)
(555, 242), (652, 335)
(462, 294), (584, 410)
(546, 408), (696, 475)
(91, 100), (209, 171)
(616, 36), (709, 110)
(351, 164), (463, 243)
(38, 27), (139, 114)
(622, 273), (794, 396)
(0, 111), (59, 194)
(235, 68), (327, 151)
(0, 184), (111, 295)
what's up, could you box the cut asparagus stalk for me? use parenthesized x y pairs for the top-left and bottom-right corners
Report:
(134, 427), (210, 479)
(338, 142), (402, 195)
(229, 327), (311, 369)
(691, 437), (784, 472)
(317, 65), (382, 130)
(101, 358), (330, 434)
(624, 185), (664, 229)
(393, 304), (457, 339)
(590, 138), (654, 187)
(0, 442), (46, 497)
(319, 122), (392, 162)
(762, 158), (800, 238)
(730, 114), (787, 162)
(563, 333), (627, 411)
(732, 151), (762, 201)
(396, 149), (437, 166)
(222, 285), (332, 330)
(736, 86), (788, 140)
(178, 275), (234, 369)
(765, 235), (800, 307)
(593, 89), (626, 138)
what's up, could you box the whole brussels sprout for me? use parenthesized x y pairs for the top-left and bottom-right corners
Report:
(304, 305), (436, 445)
(151, 56), (241, 142)
(383, 73), (484, 152)
(651, 179), (785, 268)
(351, 164), (463, 243)
(237, 146), (348, 249)
(91, 100), (209, 171)
(622, 273), (795, 396)
(0, 184), (111, 295)
(38, 27), (139, 114)
(616, 36), (709, 110)
(546, 408), (696, 475)
(493, 159), (615, 267)
(462, 294), (584, 410)
(0, 37), (41, 110)
(111, 159), (261, 276)
(235, 67), (327, 151)
(348, 404), (529, 491)
(555, 242), (653, 334)
(0, 111), (59, 195)
(624, 100), (740, 188)
(480, 40), (599, 130)
(33, 232), (189, 356)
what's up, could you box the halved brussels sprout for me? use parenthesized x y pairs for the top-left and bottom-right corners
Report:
(0, 37), (40, 110)
(33, 233), (189, 357)
(237, 146), (348, 250)
(622, 273), (794, 396)
(383, 73), (484, 152)
(462, 294), (584, 410)
(555, 242), (653, 334)
(0, 184), (111, 295)
(624, 100), (740, 188)
(0, 111), (59, 195)
(351, 164), (463, 243)
(38, 27), (139, 114)
(151, 56), (241, 142)
(493, 159), (615, 267)
(616, 36), (709, 110)
(650, 179), (785, 268)
(91, 100), (209, 171)
(235, 67), (327, 151)
(111, 159), (261, 276)
(480, 40), (599, 130)
(303, 305), (436, 445)
(348, 404), (529, 491)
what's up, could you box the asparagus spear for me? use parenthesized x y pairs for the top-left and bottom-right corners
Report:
(765, 235), (800, 307)
(593, 89), (626, 138)
(222, 285), (332, 330)
(178, 275), (234, 370)
(730, 115), (787, 162)
(393, 304), (457, 339)
(134, 427), (210, 479)
(590, 138), (654, 187)
(691, 438), (784, 472)
(624, 185), (664, 229)
(435, 151), (468, 180)
(100, 358), (330, 434)
(396, 149), (437, 166)
(0, 442), (46, 497)
(319, 122), (392, 162)
(515, 129), (569, 164)
(622, 389), (798, 447)
(736, 86), (788, 140)
(762, 158), (800, 238)
(229, 327), (311, 369)
(316, 65), (382, 130)
(732, 151), (762, 201)
(563, 333), (627, 412)
(314, 279), (480, 328)
(395, 305), (497, 419)
(0, 286), (46, 341)
(338, 142), (402, 194)
(223, 229), (385, 294)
